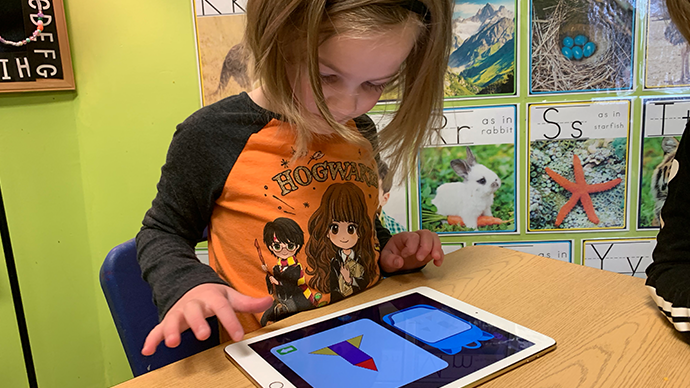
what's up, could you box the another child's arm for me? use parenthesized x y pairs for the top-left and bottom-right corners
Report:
(379, 228), (444, 274)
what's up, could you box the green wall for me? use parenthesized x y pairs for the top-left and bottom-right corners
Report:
(0, 244), (29, 388)
(0, 0), (202, 386)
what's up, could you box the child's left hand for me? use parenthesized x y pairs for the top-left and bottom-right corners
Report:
(379, 229), (444, 274)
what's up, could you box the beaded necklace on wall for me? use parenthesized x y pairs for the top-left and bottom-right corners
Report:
(0, 1), (45, 47)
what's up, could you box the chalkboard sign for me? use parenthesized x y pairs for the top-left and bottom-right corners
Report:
(0, 0), (74, 93)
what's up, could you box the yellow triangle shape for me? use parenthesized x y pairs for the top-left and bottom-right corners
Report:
(347, 335), (363, 348)
(310, 347), (338, 356)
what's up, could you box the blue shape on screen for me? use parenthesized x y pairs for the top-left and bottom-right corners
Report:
(383, 305), (494, 355)
(270, 319), (447, 388)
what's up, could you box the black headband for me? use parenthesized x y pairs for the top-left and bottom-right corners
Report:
(402, 0), (430, 21)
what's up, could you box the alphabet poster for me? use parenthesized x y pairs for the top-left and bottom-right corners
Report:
(583, 238), (655, 278)
(638, 97), (689, 229)
(644, 0), (690, 88)
(528, 100), (630, 231)
(529, 0), (635, 94)
(446, 0), (517, 97)
(193, 0), (250, 106)
(419, 105), (517, 234)
(188, 0), (690, 279)
(474, 240), (573, 262)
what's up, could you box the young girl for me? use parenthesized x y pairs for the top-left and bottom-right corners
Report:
(137, 0), (451, 356)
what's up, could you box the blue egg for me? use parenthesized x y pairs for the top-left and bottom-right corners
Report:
(562, 46), (573, 59)
(574, 34), (588, 46)
(563, 36), (574, 48)
(583, 41), (596, 58)
(572, 46), (583, 60)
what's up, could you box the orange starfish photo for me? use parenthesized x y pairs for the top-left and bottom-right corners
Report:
(545, 154), (622, 227)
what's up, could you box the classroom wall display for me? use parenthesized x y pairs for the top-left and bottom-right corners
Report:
(638, 97), (689, 229)
(0, 0), (74, 93)
(583, 238), (656, 278)
(474, 240), (573, 263)
(442, 243), (466, 255)
(419, 105), (517, 234)
(529, 0), (635, 94)
(528, 101), (630, 232)
(446, 0), (517, 98)
(194, 0), (519, 104)
(644, 0), (690, 88)
(193, 0), (250, 106)
(188, 1), (688, 277)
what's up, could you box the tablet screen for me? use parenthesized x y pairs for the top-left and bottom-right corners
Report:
(247, 292), (535, 388)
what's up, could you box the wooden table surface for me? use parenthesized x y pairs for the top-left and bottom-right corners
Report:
(114, 245), (690, 388)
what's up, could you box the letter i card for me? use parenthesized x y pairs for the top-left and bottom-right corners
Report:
(418, 105), (517, 235)
(527, 101), (630, 232)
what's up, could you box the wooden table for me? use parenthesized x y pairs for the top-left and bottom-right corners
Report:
(114, 246), (690, 388)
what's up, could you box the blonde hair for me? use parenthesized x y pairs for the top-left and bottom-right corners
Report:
(667, 0), (690, 43)
(244, 0), (452, 178)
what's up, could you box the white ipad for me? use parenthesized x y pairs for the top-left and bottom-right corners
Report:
(225, 286), (556, 388)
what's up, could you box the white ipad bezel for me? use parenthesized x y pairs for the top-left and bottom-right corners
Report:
(224, 286), (556, 388)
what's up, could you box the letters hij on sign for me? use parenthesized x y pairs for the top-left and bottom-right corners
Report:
(0, 0), (74, 92)
(419, 105), (517, 235)
(528, 101), (630, 232)
(638, 97), (689, 229)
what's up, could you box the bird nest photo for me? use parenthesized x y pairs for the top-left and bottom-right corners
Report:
(530, 0), (634, 93)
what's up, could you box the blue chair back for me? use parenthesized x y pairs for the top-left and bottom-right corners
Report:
(99, 239), (220, 376)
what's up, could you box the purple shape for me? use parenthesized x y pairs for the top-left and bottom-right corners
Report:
(329, 340), (370, 365)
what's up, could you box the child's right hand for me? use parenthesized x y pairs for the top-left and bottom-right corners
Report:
(141, 283), (273, 356)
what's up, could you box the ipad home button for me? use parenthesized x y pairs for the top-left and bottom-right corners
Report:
(268, 382), (284, 388)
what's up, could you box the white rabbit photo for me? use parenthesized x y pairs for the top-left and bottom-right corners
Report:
(419, 145), (515, 233)
(432, 148), (501, 229)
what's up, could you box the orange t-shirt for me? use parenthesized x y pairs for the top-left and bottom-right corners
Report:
(208, 119), (382, 332)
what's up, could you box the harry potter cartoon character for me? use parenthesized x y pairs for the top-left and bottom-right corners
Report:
(306, 182), (378, 303)
(260, 217), (317, 326)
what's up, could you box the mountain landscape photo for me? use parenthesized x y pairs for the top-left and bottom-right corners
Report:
(446, 1), (516, 97)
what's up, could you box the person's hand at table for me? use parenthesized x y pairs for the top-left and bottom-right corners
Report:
(379, 229), (444, 274)
(141, 283), (273, 355)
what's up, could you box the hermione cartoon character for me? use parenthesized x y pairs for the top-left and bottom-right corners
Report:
(260, 218), (317, 326)
(306, 182), (378, 303)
